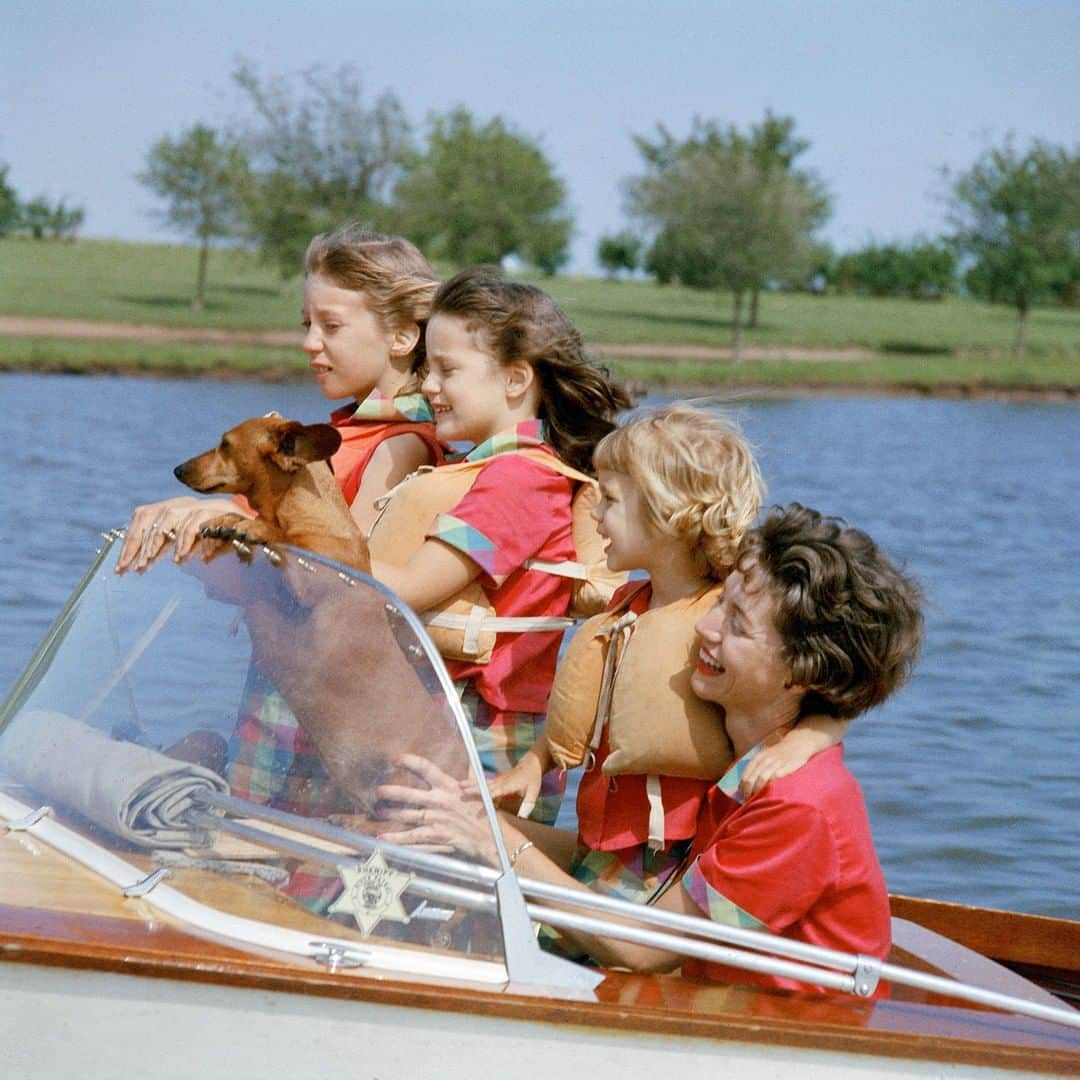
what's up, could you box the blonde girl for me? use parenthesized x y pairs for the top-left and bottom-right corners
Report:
(487, 405), (849, 906)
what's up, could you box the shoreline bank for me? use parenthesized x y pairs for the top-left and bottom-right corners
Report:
(1, 315), (1077, 403)
(4, 361), (1076, 403)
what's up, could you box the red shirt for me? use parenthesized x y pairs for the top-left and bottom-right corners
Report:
(431, 451), (576, 713)
(329, 403), (441, 505)
(681, 745), (891, 993)
(576, 582), (712, 852)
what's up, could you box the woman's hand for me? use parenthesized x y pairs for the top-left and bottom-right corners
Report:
(116, 496), (252, 573)
(487, 750), (544, 820)
(376, 754), (499, 865)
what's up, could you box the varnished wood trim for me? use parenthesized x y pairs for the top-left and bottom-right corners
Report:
(1, 907), (1077, 1076)
(890, 893), (1080, 972)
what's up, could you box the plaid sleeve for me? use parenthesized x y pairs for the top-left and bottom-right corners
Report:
(427, 456), (573, 587)
(682, 857), (768, 931)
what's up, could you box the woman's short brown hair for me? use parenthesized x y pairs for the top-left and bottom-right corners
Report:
(739, 504), (924, 719)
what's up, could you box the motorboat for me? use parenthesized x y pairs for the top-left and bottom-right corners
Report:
(1, 534), (1077, 1078)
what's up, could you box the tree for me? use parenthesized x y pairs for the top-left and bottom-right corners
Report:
(743, 111), (830, 325)
(17, 193), (87, 241)
(0, 165), (18, 237)
(230, 59), (412, 280)
(395, 107), (572, 272)
(20, 196), (52, 239)
(596, 231), (641, 278)
(45, 198), (86, 240)
(947, 138), (1080, 359)
(627, 118), (825, 359)
(138, 124), (249, 310)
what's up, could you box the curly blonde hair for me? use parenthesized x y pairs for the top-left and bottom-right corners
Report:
(594, 404), (764, 576)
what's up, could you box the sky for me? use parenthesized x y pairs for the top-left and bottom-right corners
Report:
(3, 0), (1078, 274)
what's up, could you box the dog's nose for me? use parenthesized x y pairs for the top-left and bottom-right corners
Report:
(173, 464), (185, 481)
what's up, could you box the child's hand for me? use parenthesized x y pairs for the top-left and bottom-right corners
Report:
(488, 751), (544, 820)
(739, 717), (848, 800)
(738, 740), (808, 800)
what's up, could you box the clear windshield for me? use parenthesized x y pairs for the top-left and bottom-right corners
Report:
(0, 538), (510, 976)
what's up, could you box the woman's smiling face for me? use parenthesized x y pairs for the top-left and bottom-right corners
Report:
(691, 564), (801, 746)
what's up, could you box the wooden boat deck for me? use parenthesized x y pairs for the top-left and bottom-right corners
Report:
(1, 827), (1077, 1075)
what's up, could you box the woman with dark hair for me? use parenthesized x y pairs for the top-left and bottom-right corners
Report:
(380, 503), (924, 991)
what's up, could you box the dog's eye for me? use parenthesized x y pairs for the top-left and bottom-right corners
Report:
(219, 437), (231, 452)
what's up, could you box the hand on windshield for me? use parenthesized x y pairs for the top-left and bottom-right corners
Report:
(376, 753), (498, 864)
(116, 496), (250, 573)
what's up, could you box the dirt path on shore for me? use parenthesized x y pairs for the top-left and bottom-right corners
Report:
(0, 315), (874, 362)
(3, 314), (1076, 400)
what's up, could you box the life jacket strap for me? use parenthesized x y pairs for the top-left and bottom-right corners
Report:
(422, 607), (576, 657)
(645, 774), (665, 852)
(523, 557), (591, 582)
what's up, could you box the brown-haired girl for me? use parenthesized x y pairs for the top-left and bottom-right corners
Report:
(365, 267), (632, 824)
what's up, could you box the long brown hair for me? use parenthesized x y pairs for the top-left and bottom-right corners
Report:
(431, 267), (631, 472)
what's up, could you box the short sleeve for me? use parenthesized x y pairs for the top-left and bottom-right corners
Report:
(427, 456), (573, 587)
(682, 797), (838, 933)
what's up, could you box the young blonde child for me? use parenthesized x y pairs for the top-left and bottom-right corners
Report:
(488, 405), (849, 906)
(364, 267), (631, 825)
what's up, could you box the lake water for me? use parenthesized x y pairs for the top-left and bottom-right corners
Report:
(1, 372), (1077, 920)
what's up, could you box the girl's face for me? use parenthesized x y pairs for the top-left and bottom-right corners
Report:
(691, 564), (801, 745)
(422, 314), (519, 445)
(592, 469), (659, 573)
(302, 274), (397, 402)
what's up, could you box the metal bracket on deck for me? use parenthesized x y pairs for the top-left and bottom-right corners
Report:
(3, 805), (53, 832)
(852, 953), (882, 997)
(123, 867), (171, 898)
(308, 941), (371, 973)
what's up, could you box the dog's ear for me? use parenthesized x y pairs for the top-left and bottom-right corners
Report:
(270, 422), (343, 472)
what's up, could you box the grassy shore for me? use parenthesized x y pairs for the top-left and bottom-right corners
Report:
(1, 238), (1077, 392)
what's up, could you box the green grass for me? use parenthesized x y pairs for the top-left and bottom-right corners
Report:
(0, 238), (304, 329)
(609, 352), (1080, 391)
(1, 238), (1077, 388)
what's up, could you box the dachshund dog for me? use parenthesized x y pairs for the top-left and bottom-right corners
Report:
(173, 415), (466, 817)
(173, 413), (371, 573)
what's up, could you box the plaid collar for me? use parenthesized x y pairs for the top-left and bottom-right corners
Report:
(717, 723), (796, 805)
(339, 388), (434, 424)
(454, 419), (548, 463)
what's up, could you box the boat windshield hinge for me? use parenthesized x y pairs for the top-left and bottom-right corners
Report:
(309, 941), (371, 973)
(852, 954), (882, 997)
(123, 867), (171, 898)
(3, 805), (53, 831)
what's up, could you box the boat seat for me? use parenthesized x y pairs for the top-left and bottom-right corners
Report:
(891, 916), (1066, 1010)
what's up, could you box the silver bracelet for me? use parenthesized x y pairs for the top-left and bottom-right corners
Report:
(509, 840), (535, 867)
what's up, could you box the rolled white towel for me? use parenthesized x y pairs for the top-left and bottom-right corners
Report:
(0, 709), (228, 849)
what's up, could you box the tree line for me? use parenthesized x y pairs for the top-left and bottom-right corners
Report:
(3, 59), (1077, 359)
(0, 165), (85, 241)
